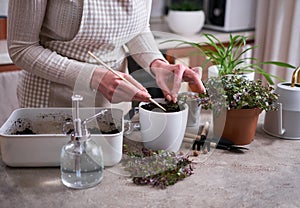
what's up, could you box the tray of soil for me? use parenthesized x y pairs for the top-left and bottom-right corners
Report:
(0, 108), (124, 167)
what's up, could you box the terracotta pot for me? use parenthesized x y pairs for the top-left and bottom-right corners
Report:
(213, 108), (262, 145)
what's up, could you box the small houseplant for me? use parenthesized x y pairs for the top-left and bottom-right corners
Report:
(199, 75), (279, 145)
(169, 0), (202, 11)
(165, 32), (295, 144)
(169, 33), (295, 84)
(166, 0), (205, 35)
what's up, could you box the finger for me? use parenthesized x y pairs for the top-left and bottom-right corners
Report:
(158, 81), (172, 102)
(165, 94), (172, 102)
(97, 71), (123, 101)
(182, 67), (202, 82)
(191, 67), (202, 77)
(170, 64), (186, 102)
(155, 72), (173, 101)
(132, 91), (153, 102)
(110, 82), (147, 103)
(188, 78), (206, 93)
(192, 80), (206, 93)
(183, 67), (206, 93)
(105, 73), (149, 103)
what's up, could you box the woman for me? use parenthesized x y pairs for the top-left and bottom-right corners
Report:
(7, 0), (205, 109)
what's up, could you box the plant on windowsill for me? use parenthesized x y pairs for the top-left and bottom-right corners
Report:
(166, 0), (205, 36)
(169, 0), (202, 11)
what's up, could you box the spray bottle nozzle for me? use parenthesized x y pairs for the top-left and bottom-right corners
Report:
(72, 95), (84, 137)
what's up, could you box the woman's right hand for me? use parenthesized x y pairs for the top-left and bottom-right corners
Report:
(91, 67), (151, 103)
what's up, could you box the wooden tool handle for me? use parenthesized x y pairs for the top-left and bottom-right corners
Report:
(185, 132), (200, 140)
(201, 121), (210, 137)
(185, 121), (210, 140)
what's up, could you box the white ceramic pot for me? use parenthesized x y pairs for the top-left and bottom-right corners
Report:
(263, 82), (300, 139)
(139, 99), (188, 152)
(167, 10), (205, 36)
(208, 65), (255, 80)
(208, 65), (220, 78)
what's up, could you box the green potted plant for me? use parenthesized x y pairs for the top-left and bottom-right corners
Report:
(169, 0), (202, 11)
(199, 75), (279, 145)
(169, 33), (295, 84)
(166, 0), (205, 35)
(164, 32), (296, 144)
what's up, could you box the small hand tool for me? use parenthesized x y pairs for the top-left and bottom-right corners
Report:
(191, 121), (210, 151)
(210, 141), (249, 153)
(184, 124), (249, 153)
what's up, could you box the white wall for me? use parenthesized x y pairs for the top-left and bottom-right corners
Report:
(151, 0), (166, 18)
(0, 0), (9, 16)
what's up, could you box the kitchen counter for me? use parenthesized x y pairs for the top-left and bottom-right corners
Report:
(150, 18), (255, 50)
(1, 111), (300, 208)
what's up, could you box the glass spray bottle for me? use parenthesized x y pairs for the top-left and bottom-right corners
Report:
(61, 95), (104, 189)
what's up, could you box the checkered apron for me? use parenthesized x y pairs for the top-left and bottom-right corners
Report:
(18, 0), (148, 107)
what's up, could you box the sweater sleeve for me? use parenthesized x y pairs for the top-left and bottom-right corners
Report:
(7, 0), (96, 91)
(125, 0), (168, 74)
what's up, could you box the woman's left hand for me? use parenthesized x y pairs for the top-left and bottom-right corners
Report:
(150, 59), (206, 103)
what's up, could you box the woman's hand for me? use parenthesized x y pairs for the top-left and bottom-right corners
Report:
(150, 59), (206, 103)
(91, 67), (151, 103)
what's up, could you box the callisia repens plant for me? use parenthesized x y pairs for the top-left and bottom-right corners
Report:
(199, 76), (279, 114)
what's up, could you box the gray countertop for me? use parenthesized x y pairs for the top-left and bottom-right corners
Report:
(1, 111), (300, 208)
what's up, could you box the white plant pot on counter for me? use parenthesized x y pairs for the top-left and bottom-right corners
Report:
(167, 10), (205, 36)
(263, 82), (300, 139)
(139, 99), (188, 152)
(208, 65), (255, 80)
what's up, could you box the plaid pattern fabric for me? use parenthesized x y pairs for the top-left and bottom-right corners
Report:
(17, 71), (51, 107)
(19, 0), (148, 107)
(44, 0), (147, 68)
